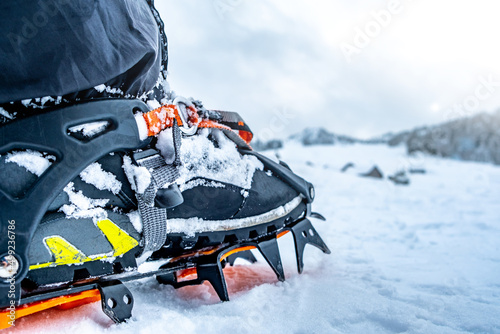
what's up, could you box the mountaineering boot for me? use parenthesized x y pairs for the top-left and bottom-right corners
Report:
(0, 97), (330, 327)
(0, 0), (329, 328)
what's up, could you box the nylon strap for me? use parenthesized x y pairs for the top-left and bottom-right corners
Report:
(134, 123), (182, 252)
(142, 104), (253, 147)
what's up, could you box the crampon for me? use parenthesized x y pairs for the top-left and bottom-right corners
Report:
(0, 98), (330, 329)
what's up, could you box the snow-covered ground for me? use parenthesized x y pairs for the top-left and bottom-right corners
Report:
(10, 144), (500, 333)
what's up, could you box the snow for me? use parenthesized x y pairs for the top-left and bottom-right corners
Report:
(146, 99), (162, 110)
(156, 127), (176, 163)
(79, 162), (122, 195)
(11, 143), (500, 333)
(5, 150), (55, 176)
(127, 211), (143, 234)
(94, 84), (107, 93)
(21, 99), (31, 107)
(93, 84), (124, 95)
(122, 156), (152, 194)
(178, 129), (264, 189)
(179, 179), (225, 192)
(68, 121), (109, 138)
(40, 96), (54, 106)
(0, 107), (13, 120)
(59, 182), (108, 220)
(134, 113), (149, 141)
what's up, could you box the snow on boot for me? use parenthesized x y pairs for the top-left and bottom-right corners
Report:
(0, 97), (329, 327)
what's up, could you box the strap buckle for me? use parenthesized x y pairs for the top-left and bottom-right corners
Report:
(173, 97), (198, 136)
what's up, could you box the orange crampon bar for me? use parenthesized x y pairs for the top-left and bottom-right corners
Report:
(0, 289), (101, 330)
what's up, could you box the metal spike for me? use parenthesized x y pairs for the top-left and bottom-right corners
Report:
(226, 250), (258, 266)
(310, 212), (326, 221)
(197, 262), (229, 302)
(257, 238), (285, 282)
(97, 280), (134, 324)
(290, 219), (331, 274)
(156, 261), (229, 302)
(156, 271), (177, 286)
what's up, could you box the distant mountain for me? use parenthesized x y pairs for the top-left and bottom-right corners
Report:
(252, 139), (283, 151)
(253, 127), (358, 151)
(289, 127), (357, 146)
(388, 111), (500, 165)
(253, 112), (500, 166)
(364, 132), (399, 144)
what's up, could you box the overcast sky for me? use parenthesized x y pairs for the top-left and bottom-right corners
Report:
(157, 0), (500, 139)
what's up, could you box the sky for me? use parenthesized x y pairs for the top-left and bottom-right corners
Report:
(157, 0), (500, 139)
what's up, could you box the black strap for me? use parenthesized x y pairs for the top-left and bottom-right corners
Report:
(215, 110), (253, 136)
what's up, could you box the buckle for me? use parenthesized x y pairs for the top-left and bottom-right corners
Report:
(173, 96), (198, 136)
